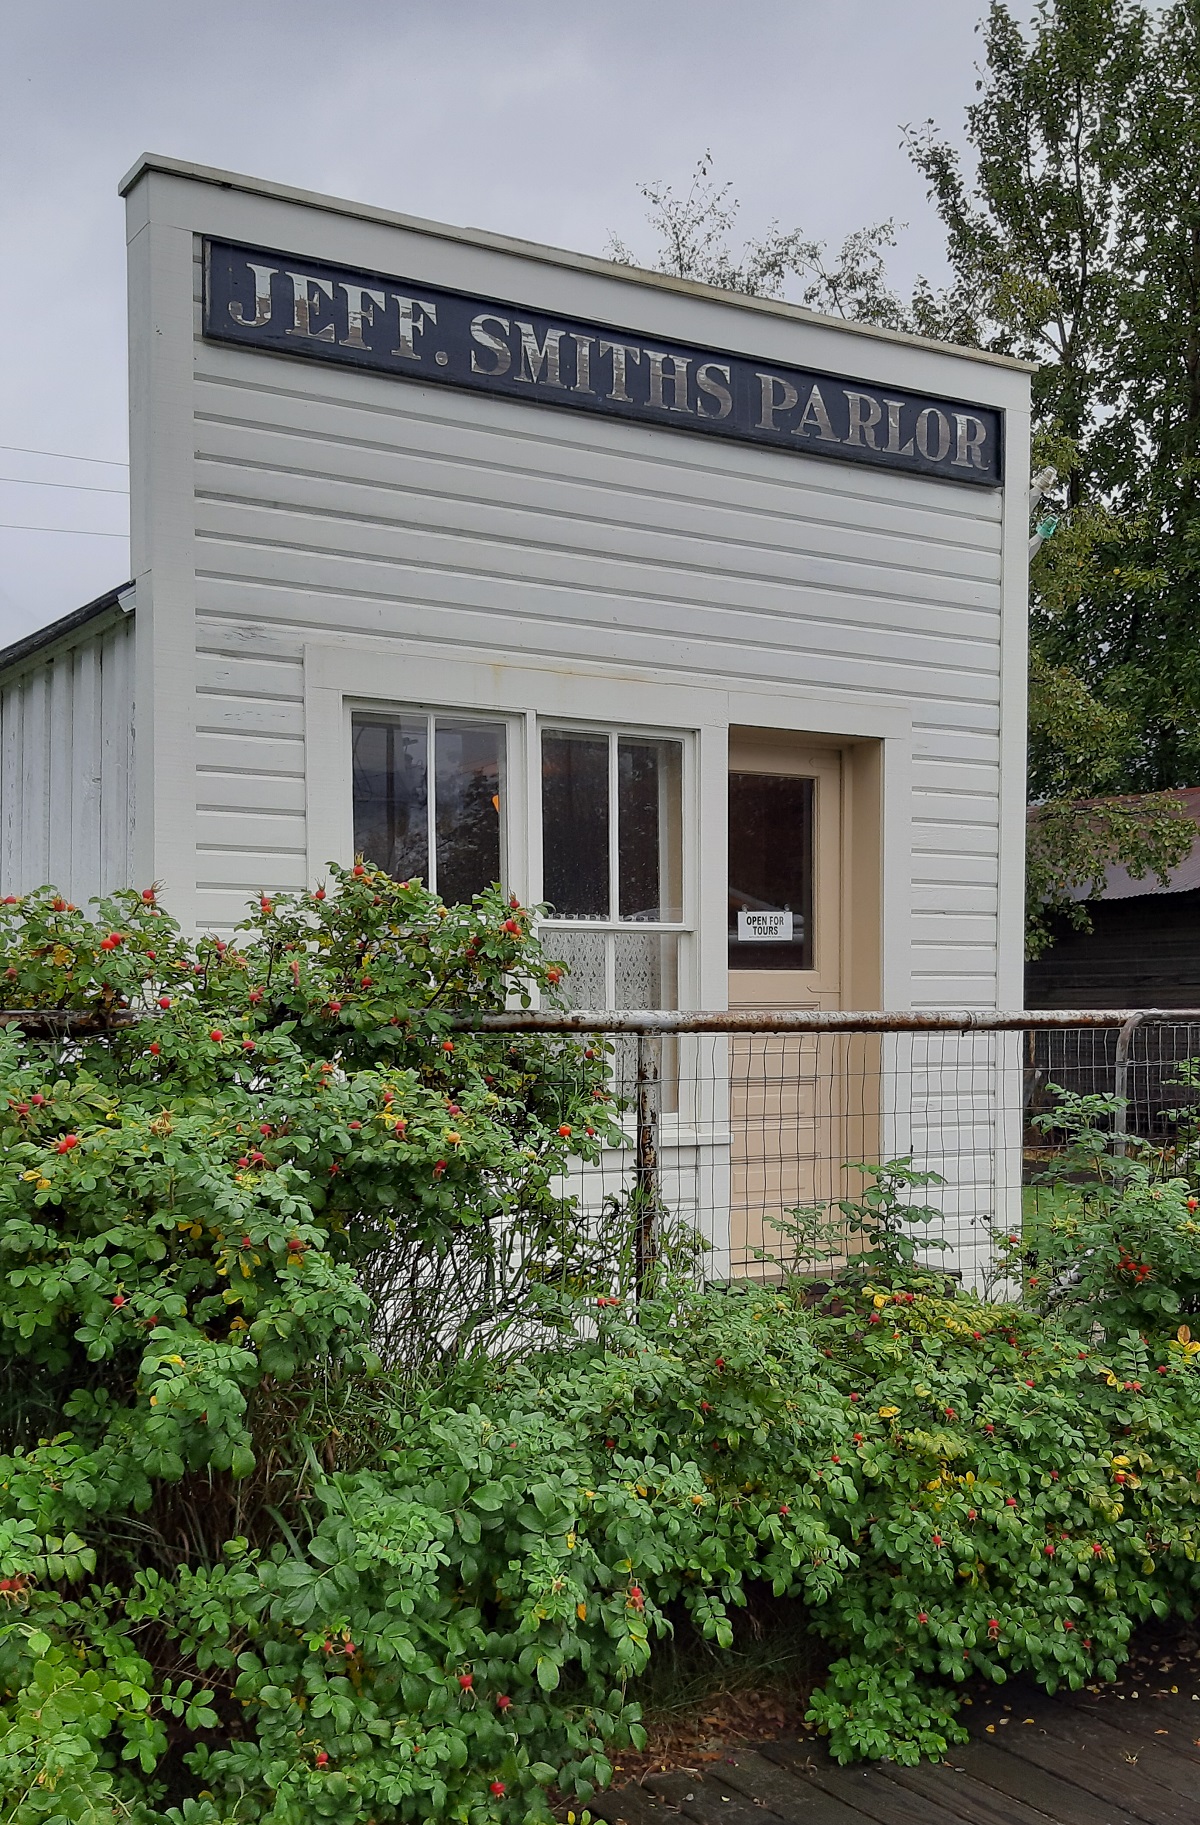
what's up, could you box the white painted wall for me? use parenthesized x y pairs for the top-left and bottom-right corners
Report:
(115, 155), (1030, 1029)
(0, 607), (136, 903)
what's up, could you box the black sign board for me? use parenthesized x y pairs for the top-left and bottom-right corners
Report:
(203, 239), (1003, 487)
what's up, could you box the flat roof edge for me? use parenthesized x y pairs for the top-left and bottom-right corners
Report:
(0, 583), (134, 679)
(120, 153), (1036, 377)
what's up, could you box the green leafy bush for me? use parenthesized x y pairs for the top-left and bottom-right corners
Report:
(1018, 1085), (1200, 1335)
(0, 871), (624, 1818)
(6, 883), (1200, 1818)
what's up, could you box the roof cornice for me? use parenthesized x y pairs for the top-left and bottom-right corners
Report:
(120, 153), (1036, 377)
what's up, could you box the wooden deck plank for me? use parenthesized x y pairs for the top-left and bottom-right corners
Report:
(590, 1784), (670, 1825)
(987, 1723), (1194, 1825)
(644, 1766), (794, 1823)
(885, 1758), (1062, 1825)
(940, 1738), (1145, 1825)
(799, 1760), (988, 1825)
(596, 1654), (1200, 1824)
(717, 1749), (878, 1822)
(1036, 1702), (1200, 1796)
(1073, 1690), (1200, 1737)
(678, 1782), (792, 1825)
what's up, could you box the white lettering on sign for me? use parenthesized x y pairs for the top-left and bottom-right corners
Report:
(205, 240), (1005, 486)
(738, 909), (793, 942)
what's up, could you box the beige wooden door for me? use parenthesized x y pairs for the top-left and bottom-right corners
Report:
(727, 732), (843, 1276)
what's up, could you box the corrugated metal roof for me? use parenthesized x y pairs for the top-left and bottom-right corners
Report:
(1038, 786), (1200, 901)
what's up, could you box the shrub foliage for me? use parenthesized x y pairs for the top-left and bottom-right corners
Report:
(5, 879), (1200, 1820)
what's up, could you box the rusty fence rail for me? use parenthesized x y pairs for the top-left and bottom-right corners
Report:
(450, 1008), (1200, 1033)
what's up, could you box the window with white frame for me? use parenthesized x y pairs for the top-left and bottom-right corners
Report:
(539, 728), (685, 1011)
(351, 713), (506, 900)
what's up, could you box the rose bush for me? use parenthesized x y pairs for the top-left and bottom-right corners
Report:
(5, 881), (1200, 1819)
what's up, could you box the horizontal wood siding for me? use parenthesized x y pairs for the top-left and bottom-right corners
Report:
(0, 614), (135, 902)
(1026, 891), (1200, 1008)
(188, 247), (1008, 1007)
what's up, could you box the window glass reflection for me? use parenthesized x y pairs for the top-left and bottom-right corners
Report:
(435, 722), (504, 904)
(618, 739), (683, 921)
(728, 772), (814, 969)
(352, 714), (505, 902)
(541, 733), (610, 918)
(352, 717), (428, 882)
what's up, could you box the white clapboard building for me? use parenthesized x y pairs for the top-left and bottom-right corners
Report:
(0, 155), (1032, 1275)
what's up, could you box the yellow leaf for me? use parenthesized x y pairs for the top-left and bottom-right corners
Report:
(879, 1406), (900, 1419)
(1180, 1325), (1192, 1344)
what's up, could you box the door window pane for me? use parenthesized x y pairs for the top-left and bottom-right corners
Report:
(728, 772), (814, 969)
(541, 733), (610, 918)
(352, 717), (428, 882)
(435, 722), (504, 904)
(618, 739), (683, 922)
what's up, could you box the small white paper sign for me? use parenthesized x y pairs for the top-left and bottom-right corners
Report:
(737, 909), (793, 942)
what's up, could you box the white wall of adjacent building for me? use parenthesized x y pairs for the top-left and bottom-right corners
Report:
(0, 602), (135, 904)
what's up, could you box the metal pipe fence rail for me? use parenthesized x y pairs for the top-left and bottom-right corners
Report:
(446, 1009), (1200, 1287)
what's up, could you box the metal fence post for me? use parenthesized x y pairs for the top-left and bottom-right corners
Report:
(1113, 1012), (1143, 1157)
(634, 1031), (662, 1297)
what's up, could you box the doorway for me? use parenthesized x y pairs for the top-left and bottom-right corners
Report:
(727, 731), (845, 1275)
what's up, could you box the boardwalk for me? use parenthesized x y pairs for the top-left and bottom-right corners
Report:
(592, 1675), (1200, 1824)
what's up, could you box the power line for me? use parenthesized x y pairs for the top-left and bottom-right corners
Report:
(0, 523), (128, 538)
(0, 475), (128, 496)
(0, 443), (128, 468)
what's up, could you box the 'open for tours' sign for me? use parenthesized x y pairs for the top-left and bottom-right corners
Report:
(204, 239), (1003, 487)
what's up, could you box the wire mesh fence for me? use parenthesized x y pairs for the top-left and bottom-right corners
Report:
(6, 1000), (1199, 1305)
(456, 1009), (1200, 1289)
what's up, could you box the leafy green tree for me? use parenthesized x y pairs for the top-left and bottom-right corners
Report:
(905, 0), (1146, 493)
(610, 9), (1200, 955)
(911, 0), (1200, 914)
(605, 150), (919, 328)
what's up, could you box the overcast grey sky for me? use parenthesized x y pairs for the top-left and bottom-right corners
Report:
(0, 0), (1001, 644)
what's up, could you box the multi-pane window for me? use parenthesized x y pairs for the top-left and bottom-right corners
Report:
(352, 714), (505, 900)
(540, 730), (684, 1010)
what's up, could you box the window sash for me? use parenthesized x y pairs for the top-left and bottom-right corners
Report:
(352, 711), (507, 898)
(539, 726), (684, 928)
